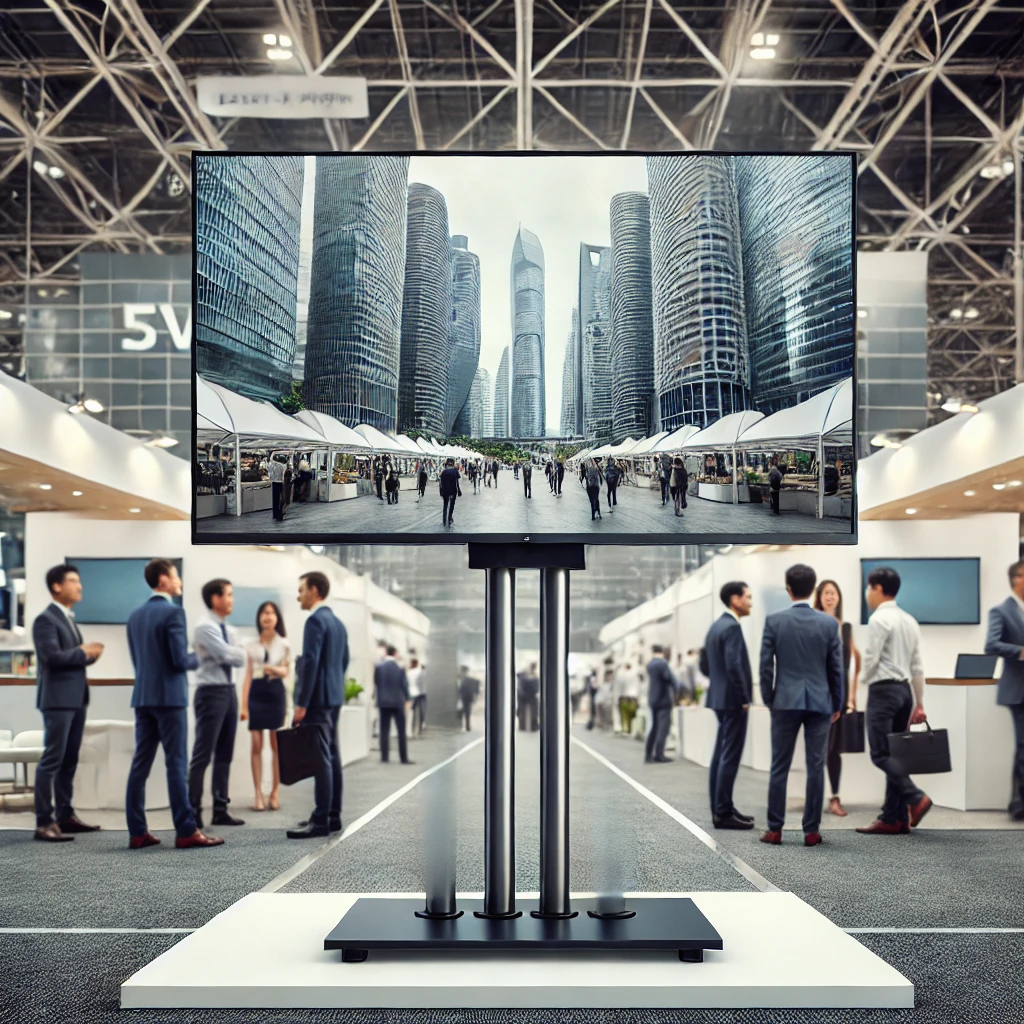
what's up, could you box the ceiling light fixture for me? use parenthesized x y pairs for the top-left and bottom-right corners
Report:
(749, 47), (776, 59)
(263, 32), (277, 43)
(0, 309), (12, 321)
(129, 508), (141, 514)
(39, 484), (52, 490)
(83, 397), (104, 414)
(993, 483), (1006, 490)
(144, 434), (180, 449)
(964, 490), (976, 497)
(857, 308), (868, 319)
(1007, 480), (1022, 487)
(267, 47), (293, 60)
(72, 491), (83, 496)
(949, 308), (964, 320)
(67, 400), (85, 414)
(905, 508), (917, 515)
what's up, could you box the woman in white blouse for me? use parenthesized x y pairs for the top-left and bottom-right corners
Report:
(241, 602), (291, 812)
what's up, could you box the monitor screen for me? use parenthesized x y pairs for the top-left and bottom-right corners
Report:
(860, 558), (981, 626)
(192, 151), (857, 545)
(66, 558), (184, 625)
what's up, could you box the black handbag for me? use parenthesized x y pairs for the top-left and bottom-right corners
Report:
(887, 721), (952, 775)
(276, 725), (321, 786)
(839, 710), (865, 753)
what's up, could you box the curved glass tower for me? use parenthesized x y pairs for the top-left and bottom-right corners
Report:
(610, 192), (654, 443)
(559, 307), (579, 437)
(580, 245), (612, 441)
(647, 155), (749, 431)
(454, 364), (491, 438)
(447, 234), (481, 433)
(735, 154), (854, 412)
(493, 346), (510, 438)
(400, 183), (453, 436)
(510, 226), (545, 437)
(195, 155), (303, 402)
(303, 155), (410, 429)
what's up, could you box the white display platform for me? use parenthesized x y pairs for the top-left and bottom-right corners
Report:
(121, 891), (913, 1009)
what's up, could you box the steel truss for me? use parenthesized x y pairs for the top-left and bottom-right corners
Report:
(0, 0), (1022, 409)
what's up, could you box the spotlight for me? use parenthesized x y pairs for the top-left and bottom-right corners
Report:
(964, 490), (976, 497)
(39, 484), (52, 490)
(83, 397), (105, 414)
(263, 32), (277, 44)
(145, 434), (180, 449)
(267, 47), (293, 60)
(1008, 480), (1022, 488)
(905, 508), (917, 515)
(993, 483), (1006, 491)
(750, 47), (776, 59)
(963, 307), (980, 320)
(949, 308), (964, 321)
(857, 308), (868, 318)
(72, 491), (83, 496)
(129, 508), (141, 514)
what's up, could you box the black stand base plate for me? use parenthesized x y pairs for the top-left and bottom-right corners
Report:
(325, 897), (722, 961)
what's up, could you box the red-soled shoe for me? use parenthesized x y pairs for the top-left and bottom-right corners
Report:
(759, 830), (782, 845)
(128, 832), (161, 849)
(804, 832), (823, 847)
(174, 830), (224, 849)
(908, 795), (932, 828)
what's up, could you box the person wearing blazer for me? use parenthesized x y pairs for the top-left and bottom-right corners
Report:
(759, 564), (845, 847)
(125, 559), (223, 850)
(703, 581), (755, 831)
(375, 647), (413, 764)
(288, 571), (349, 839)
(644, 645), (678, 763)
(984, 560), (1024, 820)
(32, 564), (104, 843)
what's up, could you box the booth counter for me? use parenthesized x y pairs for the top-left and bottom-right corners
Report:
(698, 482), (751, 503)
(240, 480), (273, 513)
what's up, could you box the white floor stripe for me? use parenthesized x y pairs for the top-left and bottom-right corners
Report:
(259, 736), (484, 894)
(572, 736), (781, 894)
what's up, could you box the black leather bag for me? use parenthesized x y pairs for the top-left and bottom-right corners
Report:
(839, 710), (865, 753)
(887, 721), (952, 775)
(276, 726), (320, 786)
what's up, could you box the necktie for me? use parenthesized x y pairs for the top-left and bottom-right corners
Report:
(69, 612), (83, 645)
(220, 622), (232, 684)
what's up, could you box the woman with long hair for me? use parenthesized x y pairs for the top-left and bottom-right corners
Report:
(241, 601), (290, 812)
(814, 580), (861, 817)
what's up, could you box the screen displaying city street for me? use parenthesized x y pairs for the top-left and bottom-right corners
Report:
(192, 152), (856, 545)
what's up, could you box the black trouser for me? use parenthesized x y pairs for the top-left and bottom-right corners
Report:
(188, 686), (238, 816)
(1007, 702), (1024, 814)
(272, 481), (285, 520)
(606, 480), (618, 506)
(587, 485), (601, 517)
(660, 476), (670, 503)
(709, 708), (747, 819)
(523, 475), (531, 498)
(411, 694), (427, 734)
(555, 473), (564, 495)
(461, 698), (474, 731)
(35, 706), (86, 827)
(301, 706), (341, 826)
(376, 477), (384, 499)
(866, 681), (925, 824)
(767, 709), (832, 833)
(770, 487), (780, 514)
(379, 706), (409, 763)
(827, 715), (843, 796)
(645, 705), (672, 761)
(418, 480), (427, 498)
(386, 489), (396, 504)
(518, 695), (539, 731)
(442, 493), (457, 525)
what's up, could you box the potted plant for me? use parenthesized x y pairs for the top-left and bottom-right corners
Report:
(344, 678), (364, 704)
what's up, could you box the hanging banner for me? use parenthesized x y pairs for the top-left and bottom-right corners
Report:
(196, 75), (369, 119)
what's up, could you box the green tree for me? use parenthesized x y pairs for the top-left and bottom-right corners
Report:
(278, 381), (305, 414)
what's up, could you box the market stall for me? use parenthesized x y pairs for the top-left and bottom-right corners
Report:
(678, 410), (765, 504)
(294, 410), (373, 502)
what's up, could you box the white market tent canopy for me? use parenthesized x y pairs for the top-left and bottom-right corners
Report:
(196, 376), (325, 448)
(394, 434), (425, 455)
(679, 410), (765, 451)
(589, 436), (639, 458)
(354, 423), (408, 454)
(735, 378), (853, 449)
(294, 410), (372, 451)
(650, 424), (701, 453)
(627, 431), (670, 456)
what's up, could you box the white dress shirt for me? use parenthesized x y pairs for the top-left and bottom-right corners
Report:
(51, 602), (83, 642)
(861, 600), (925, 707)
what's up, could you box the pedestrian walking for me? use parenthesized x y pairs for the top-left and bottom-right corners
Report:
(439, 458), (461, 528)
(605, 457), (620, 512)
(671, 458), (688, 516)
(586, 459), (603, 520)
(522, 461), (532, 498)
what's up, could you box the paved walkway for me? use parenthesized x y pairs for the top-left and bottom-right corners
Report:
(198, 473), (849, 539)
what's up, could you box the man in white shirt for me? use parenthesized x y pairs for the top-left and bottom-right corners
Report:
(407, 655), (426, 736)
(856, 566), (932, 836)
(614, 662), (640, 735)
(269, 454), (287, 521)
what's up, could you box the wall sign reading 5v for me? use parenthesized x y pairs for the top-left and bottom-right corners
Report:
(120, 303), (191, 351)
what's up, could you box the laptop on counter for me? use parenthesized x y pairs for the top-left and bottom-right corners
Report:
(954, 654), (998, 679)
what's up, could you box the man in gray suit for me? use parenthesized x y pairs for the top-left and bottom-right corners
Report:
(984, 559), (1024, 820)
(375, 645), (412, 764)
(644, 645), (678, 763)
(759, 564), (845, 847)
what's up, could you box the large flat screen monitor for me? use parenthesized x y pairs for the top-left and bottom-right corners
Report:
(192, 151), (857, 546)
(860, 558), (981, 626)
(67, 558), (184, 625)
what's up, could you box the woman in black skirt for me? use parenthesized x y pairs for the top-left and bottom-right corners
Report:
(241, 601), (291, 812)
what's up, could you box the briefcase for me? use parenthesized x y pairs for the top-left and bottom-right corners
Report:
(839, 710), (865, 753)
(887, 721), (952, 775)
(276, 726), (320, 786)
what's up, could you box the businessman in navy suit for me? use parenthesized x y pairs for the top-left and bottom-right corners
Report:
(644, 645), (678, 763)
(704, 581), (755, 831)
(32, 564), (104, 842)
(984, 559), (1024, 820)
(288, 571), (349, 839)
(759, 564), (845, 847)
(375, 646), (412, 764)
(125, 559), (223, 850)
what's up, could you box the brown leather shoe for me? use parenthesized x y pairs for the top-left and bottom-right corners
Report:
(129, 832), (162, 849)
(898, 821), (911, 834)
(58, 815), (100, 833)
(804, 832), (823, 847)
(855, 819), (904, 835)
(908, 795), (932, 828)
(760, 830), (782, 845)
(34, 822), (73, 843)
(175, 830), (224, 849)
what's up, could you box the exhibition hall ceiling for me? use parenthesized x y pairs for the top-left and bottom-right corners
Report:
(0, 0), (1022, 415)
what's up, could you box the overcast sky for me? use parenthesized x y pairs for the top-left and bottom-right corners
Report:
(409, 155), (648, 429)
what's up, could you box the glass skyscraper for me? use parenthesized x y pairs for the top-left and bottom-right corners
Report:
(195, 154), (303, 403)
(303, 155), (410, 429)
(735, 155), (854, 412)
(647, 155), (750, 431)
(447, 234), (481, 433)
(580, 245), (612, 441)
(559, 307), (579, 437)
(493, 346), (510, 438)
(609, 192), (654, 443)
(510, 226), (545, 437)
(454, 364), (491, 438)
(400, 183), (453, 437)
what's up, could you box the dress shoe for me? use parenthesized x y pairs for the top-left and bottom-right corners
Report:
(296, 817), (342, 832)
(760, 830), (782, 845)
(129, 832), (161, 849)
(804, 832), (823, 847)
(908, 794), (932, 828)
(175, 830), (224, 849)
(653, 756), (674, 763)
(211, 811), (246, 827)
(714, 815), (755, 831)
(899, 821), (912, 834)
(733, 811), (755, 823)
(34, 822), (73, 843)
(57, 815), (100, 833)
(855, 819), (904, 835)
(287, 823), (330, 839)
(1010, 806), (1024, 822)
(401, 760), (416, 766)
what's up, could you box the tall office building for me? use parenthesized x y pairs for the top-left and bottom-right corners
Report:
(559, 307), (579, 437)
(454, 364), (492, 438)
(576, 244), (612, 441)
(493, 346), (510, 438)
(609, 192), (654, 442)
(302, 155), (409, 428)
(447, 235), (481, 433)
(582, 320), (614, 443)
(195, 154), (303, 403)
(735, 154), (854, 412)
(510, 226), (545, 437)
(647, 155), (749, 431)
(399, 183), (454, 436)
